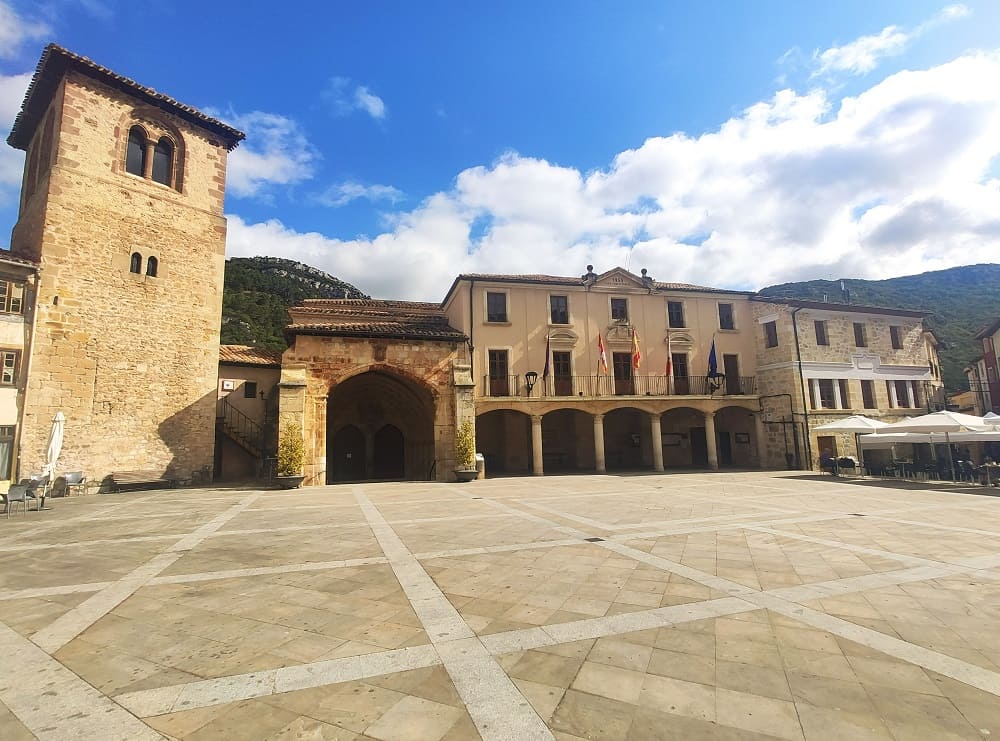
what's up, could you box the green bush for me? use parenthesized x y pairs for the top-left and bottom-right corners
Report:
(277, 423), (305, 476)
(455, 419), (476, 469)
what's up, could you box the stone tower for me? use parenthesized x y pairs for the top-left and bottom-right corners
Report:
(6, 45), (244, 484)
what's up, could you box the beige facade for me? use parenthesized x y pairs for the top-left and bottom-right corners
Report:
(0, 257), (37, 489)
(752, 299), (944, 468)
(442, 268), (765, 475)
(6, 45), (243, 487)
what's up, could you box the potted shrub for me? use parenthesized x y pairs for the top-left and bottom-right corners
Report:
(454, 419), (478, 482)
(276, 423), (305, 489)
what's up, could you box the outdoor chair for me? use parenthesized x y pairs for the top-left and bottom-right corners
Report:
(22, 475), (50, 511)
(3, 484), (28, 518)
(62, 471), (86, 497)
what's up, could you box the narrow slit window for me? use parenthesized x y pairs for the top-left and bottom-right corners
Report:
(152, 138), (173, 185)
(146, 256), (158, 277)
(130, 252), (142, 274)
(126, 126), (147, 176)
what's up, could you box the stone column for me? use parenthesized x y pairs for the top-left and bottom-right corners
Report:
(833, 379), (843, 409)
(531, 414), (544, 476)
(905, 381), (916, 409)
(754, 413), (767, 468)
(593, 414), (606, 473)
(888, 381), (899, 408)
(810, 379), (821, 409)
(704, 410), (719, 470)
(650, 413), (664, 472)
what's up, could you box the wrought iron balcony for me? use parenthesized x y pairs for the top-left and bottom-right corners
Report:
(481, 374), (757, 398)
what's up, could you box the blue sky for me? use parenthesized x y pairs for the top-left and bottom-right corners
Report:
(2, 1), (1000, 299)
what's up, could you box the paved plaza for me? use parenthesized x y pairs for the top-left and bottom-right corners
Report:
(1, 472), (1000, 740)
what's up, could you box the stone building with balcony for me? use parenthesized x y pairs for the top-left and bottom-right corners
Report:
(964, 356), (992, 416)
(438, 267), (765, 475)
(751, 298), (945, 468)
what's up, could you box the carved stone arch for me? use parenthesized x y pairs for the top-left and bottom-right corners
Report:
(548, 328), (578, 350)
(666, 332), (695, 348)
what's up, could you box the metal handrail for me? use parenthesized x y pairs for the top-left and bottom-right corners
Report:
(217, 396), (263, 455)
(481, 374), (758, 398)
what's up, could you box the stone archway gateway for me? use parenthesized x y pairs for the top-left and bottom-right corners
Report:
(326, 371), (435, 483)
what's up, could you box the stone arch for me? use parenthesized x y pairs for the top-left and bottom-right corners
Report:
(714, 405), (758, 467)
(326, 370), (435, 482)
(476, 409), (531, 475)
(603, 406), (651, 470)
(542, 408), (596, 472)
(659, 406), (709, 468)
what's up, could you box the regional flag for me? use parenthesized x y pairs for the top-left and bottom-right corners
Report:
(597, 333), (608, 373)
(707, 337), (719, 377)
(542, 334), (551, 379)
(632, 328), (641, 370)
(665, 330), (673, 376)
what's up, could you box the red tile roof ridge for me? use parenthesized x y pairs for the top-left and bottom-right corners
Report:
(9, 44), (245, 151)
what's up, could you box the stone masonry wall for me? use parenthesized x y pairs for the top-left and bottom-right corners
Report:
(10, 71), (231, 484)
(280, 334), (464, 484)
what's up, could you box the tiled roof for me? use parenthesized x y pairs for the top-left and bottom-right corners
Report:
(0, 251), (39, 269)
(8, 44), (245, 151)
(288, 322), (466, 341)
(218, 345), (282, 367)
(450, 273), (750, 295)
(288, 298), (466, 342)
(297, 298), (442, 312)
(752, 296), (931, 318)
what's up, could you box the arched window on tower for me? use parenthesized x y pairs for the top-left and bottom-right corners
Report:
(126, 126), (147, 176)
(130, 252), (142, 274)
(152, 137), (173, 186)
(146, 256), (158, 277)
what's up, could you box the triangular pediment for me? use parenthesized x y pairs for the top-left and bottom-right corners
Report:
(592, 267), (649, 290)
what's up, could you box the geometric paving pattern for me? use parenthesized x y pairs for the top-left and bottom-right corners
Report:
(1, 471), (1000, 739)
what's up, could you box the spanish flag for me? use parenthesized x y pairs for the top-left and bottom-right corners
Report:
(632, 328), (641, 370)
(597, 333), (608, 374)
(665, 329), (672, 376)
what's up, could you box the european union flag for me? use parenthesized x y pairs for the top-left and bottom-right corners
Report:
(707, 338), (719, 377)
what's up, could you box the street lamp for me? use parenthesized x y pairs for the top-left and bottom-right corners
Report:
(524, 371), (539, 396)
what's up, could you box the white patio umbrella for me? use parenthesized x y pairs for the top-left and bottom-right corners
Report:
(44, 411), (65, 490)
(813, 415), (891, 473)
(882, 410), (989, 481)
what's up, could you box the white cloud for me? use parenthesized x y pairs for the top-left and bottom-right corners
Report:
(207, 109), (317, 199)
(813, 25), (910, 77)
(226, 52), (1000, 302)
(0, 2), (49, 60)
(314, 181), (404, 208)
(0, 72), (31, 204)
(323, 77), (387, 120)
(810, 4), (970, 77)
(353, 86), (386, 119)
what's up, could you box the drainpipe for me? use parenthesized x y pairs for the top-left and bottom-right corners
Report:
(758, 393), (800, 469)
(791, 307), (813, 469)
(467, 279), (475, 376)
(13, 267), (41, 482)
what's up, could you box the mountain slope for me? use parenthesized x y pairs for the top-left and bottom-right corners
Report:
(221, 257), (368, 349)
(758, 264), (1000, 390)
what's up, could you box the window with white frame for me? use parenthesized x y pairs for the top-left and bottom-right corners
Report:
(0, 281), (24, 314)
(0, 350), (19, 386)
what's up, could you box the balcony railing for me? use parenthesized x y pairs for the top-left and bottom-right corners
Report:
(481, 374), (757, 398)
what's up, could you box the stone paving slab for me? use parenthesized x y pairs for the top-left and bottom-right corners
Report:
(2, 471), (1000, 739)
